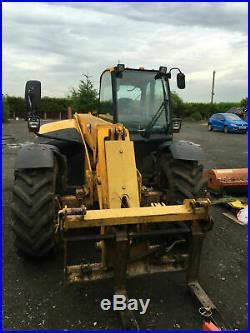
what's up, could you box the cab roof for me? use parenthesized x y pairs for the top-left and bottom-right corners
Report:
(104, 67), (158, 73)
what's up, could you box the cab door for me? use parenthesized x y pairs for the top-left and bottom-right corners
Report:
(99, 71), (115, 122)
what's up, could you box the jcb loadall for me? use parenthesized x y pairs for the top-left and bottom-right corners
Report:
(11, 65), (225, 329)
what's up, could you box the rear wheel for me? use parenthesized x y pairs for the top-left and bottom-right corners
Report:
(159, 154), (206, 204)
(11, 168), (56, 258)
(208, 123), (213, 131)
(223, 126), (228, 133)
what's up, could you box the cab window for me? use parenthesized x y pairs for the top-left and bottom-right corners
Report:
(100, 71), (113, 115)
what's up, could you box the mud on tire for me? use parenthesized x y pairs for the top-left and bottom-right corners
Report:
(159, 154), (206, 204)
(11, 168), (56, 258)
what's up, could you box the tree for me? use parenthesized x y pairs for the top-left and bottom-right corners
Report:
(2, 94), (10, 122)
(170, 91), (184, 117)
(240, 97), (248, 109)
(69, 75), (98, 113)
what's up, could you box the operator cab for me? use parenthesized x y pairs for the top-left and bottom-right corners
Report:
(98, 65), (185, 136)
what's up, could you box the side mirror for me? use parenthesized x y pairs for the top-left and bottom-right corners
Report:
(177, 73), (185, 89)
(24, 80), (41, 133)
(25, 80), (41, 112)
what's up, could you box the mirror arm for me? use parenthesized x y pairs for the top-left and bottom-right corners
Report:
(168, 67), (182, 75)
(156, 68), (183, 80)
(169, 67), (182, 73)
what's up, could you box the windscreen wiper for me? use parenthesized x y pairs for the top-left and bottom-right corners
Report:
(142, 101), (166, 135)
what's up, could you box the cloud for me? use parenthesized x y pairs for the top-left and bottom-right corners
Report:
(50, 2), (248, 34)
(3, 2), (248, 102)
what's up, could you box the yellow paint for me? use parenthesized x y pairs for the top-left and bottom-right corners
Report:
(105, 141), (140, 208)
(228, 200), (247, 209)
(105, 67), (115, 72)
(63, 201), (207, 229)
(39, 119), (79, 134)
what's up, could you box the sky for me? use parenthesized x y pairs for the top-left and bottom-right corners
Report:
(2, 2), (248, 102)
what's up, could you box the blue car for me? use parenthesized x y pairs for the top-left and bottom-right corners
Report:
(208, 113), (248, 134)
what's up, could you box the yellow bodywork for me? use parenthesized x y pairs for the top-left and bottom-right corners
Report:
(39, 111), (211, 220)
(63, 199), (209, 230)
(39, 111), (211, 229)
(41, 113), (211, 288)
(39, 118), (79, 134)
(40, 113), (131, 209)
(105, 141), (140, 208)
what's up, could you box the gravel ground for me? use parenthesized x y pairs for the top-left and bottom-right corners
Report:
(3, 119), (248, 330)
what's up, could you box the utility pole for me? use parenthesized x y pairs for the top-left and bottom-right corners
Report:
(210, 70), (216, 104)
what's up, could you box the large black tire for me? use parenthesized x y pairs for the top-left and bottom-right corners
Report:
(11, 168), (56, 258)
(159, 154), (206, 204)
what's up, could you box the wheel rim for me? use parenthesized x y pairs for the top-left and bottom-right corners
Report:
(224, 126), (228, 133)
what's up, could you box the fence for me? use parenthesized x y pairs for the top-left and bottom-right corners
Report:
(6, 96), (72, 120)
(11, 110), (71, 120)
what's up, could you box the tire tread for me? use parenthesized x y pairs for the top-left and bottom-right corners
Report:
(160, 154), (205, 203)
(11, 168), (55, 258)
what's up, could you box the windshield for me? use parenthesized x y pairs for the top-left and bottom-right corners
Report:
(116, 70), (168, 132)
(224, 114), (242, 121)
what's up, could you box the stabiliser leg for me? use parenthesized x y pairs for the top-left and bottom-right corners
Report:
(114, 230), (139, 330)
(187, 221), (230, 330)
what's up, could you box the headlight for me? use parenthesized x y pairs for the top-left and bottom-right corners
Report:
(172, 118), (182, 132)
(27, 116), (40, 133)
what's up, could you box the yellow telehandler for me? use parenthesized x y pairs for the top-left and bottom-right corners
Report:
(11, 65), (227, 329)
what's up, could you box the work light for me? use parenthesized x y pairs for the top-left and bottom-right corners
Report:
(27, 115), (40, 133)
(116, 64), (125, 72)
(159, 66), (167, 74)
(172, 118), (182, 132)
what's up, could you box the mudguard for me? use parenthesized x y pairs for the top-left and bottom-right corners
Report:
(159, 140), (205, 161)
(16, 144), (58, 169)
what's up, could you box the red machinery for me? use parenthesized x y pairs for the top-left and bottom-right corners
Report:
(204, 168), (248, 194)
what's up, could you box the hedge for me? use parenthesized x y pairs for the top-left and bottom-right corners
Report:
(5, 96), (72, 119)
(4, 95), (242, 121)
(173, 102), (241, 120)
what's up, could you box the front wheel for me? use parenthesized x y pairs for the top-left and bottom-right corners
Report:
(223, 126), (228, 133)
(11, 168), (56, 258)
(159, 154), (206, 204)
(208, 123), (213, 131)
